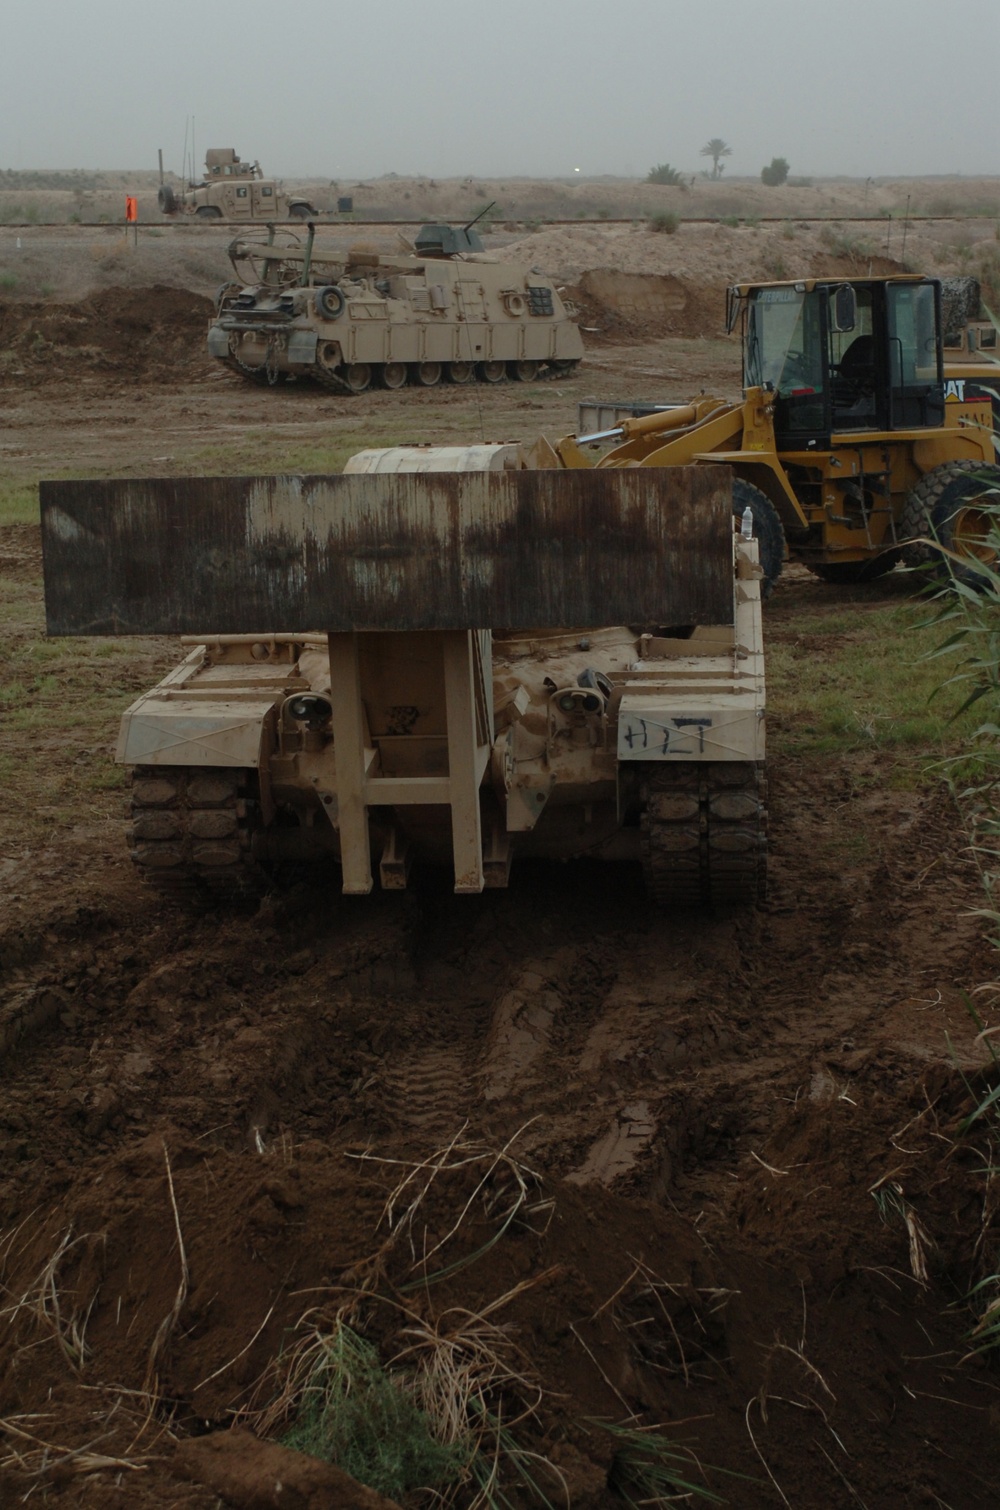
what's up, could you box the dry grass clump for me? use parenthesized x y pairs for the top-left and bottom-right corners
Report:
(0, 1222), (103, 1371)
(247, 1128), (733, 1506)
(249, 1127), (563, 1507)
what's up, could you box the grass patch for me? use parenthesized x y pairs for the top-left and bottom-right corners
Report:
(283, 1325), (469, 1500)
(1, 483), (42, 526)
(604, 1421), (725, 1504)
(182, 422), (493, 479)
(768, 596), (979, 764)
(1, 614), (174, 847)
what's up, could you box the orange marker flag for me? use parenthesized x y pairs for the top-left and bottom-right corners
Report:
(125, 195), (137, 223)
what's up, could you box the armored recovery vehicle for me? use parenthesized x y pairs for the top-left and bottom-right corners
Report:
(568, 275), (999, 591)
(207, 217), (584, 392)
(939, 277), (1000, 444)
(41, 458), (765, 909)
(157, 147), (320, 222)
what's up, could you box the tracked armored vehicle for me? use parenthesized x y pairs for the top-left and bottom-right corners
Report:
(41, 455), (765, 908)
(157, 147), (319, 222)
(207, 218), (584, 391)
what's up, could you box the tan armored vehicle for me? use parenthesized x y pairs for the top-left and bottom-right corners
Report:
(157, 148), (320, 222)
(207, 219), (584, 391)
(939, 277), (1000, 442)
(40, 454), (765, 908)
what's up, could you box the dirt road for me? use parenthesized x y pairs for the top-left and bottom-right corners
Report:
(2, 230), (1000, 1507)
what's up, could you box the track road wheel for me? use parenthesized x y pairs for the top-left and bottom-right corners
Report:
(508, 360), (539, 382)
(129, 766), (268, 908)
(477, 360), (506, 384)
(412, 361), (442, 387)
(901, 460), (1000, 585)
(640, 761), (766, 908)
(732, 477), (785, 596)
(380, 362), (407, 390)
(806, 552), (900, 585)
(447, 361), (475, 384)
(341, 363), (372, 393)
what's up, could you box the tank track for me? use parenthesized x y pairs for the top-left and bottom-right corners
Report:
(311, 363), (360, 395)
(640, 761), (766, 907)
(128, 766), (268, 907)
(219, 353), (288, 387)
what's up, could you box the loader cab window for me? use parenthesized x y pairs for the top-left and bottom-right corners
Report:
(744, 287), (825, 435)
(886, 282), (944, 427)
(829, 286), (879, 430)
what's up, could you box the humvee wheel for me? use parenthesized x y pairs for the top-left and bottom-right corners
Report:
(509, 360), (540, 382)
(381, 362), (407, 390)
(732, 477), (785, 596)
(412, 362), (442, 387)
(447, 361), (475, 384)
(478, 361), (506, 384)
(341, 363), (372, 393)
(901, 461), (1000, 585)
(640, 762), (766, 908)
(195, 205), (224, 220)
(129, 766), (268, 908)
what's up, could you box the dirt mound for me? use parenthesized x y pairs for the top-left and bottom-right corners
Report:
(566, 269), (726, 342)
(0, 285), (213, 386)
(515, 223), (929, 342)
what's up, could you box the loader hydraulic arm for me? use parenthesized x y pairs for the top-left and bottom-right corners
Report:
(548, 395), (744, 470)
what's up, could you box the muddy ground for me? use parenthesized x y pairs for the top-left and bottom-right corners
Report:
(3, 214), (1000, 1507)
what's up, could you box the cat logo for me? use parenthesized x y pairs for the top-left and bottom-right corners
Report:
(944, 378), (967, 402)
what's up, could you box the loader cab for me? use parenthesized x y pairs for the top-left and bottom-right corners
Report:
(733, 276), (945, 447)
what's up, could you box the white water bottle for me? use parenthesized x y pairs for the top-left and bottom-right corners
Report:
(740, 504), (754, 539)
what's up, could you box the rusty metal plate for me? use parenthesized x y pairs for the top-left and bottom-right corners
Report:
(40, 467), (734, 636)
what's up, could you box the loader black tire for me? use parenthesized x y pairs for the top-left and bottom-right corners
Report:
(157, 184), (177, 214)
(732, 478), (785, 596)
(640, 761), (766, 908)
(128, 766), (268, 909)
(806, 552), (900, 585)
(901, 460), (1000, 586)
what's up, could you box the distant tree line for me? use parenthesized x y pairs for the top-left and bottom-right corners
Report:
(644, 148), (794, 187)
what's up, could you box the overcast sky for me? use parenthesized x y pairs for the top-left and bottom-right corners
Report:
(4, 0), (999, 181)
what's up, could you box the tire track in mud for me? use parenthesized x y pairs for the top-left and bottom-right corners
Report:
(0, 750), (987, 1193)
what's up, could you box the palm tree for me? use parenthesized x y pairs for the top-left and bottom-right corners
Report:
(701, 139), (732, 179)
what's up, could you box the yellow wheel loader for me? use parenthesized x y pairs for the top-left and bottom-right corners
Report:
(559, 276), (999, 591)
